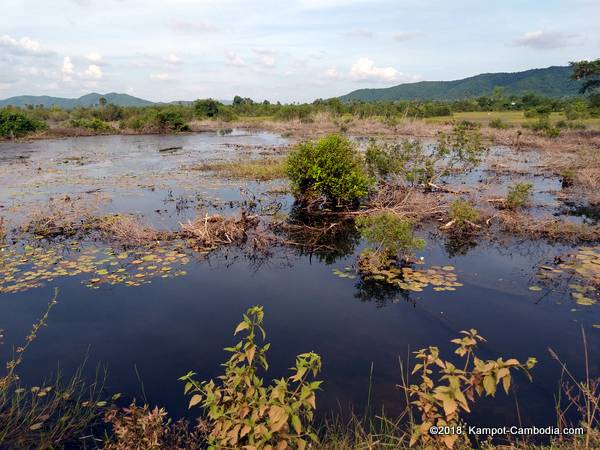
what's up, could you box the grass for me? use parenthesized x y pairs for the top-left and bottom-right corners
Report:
(427, 111), (600, 129)
(194, 158), (287, 180)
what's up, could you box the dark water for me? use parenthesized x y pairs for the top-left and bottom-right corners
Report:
(1, 132), (599, 435)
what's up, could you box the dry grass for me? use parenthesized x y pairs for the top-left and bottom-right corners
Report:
(0, 216), (5, 240)
(89, 214), (166, 246)
(181, 212), (259, 250)
(498, 211), (600, 243)
(192, 158), (286, 180)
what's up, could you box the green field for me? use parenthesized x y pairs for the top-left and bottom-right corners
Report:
(426, 111), (600, 128)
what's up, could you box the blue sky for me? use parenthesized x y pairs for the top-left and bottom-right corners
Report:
(1, 0), (598, 102)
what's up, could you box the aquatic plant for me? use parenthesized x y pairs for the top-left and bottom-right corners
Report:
(356, 212), (425, 261)
(446, 199), (480, 232)
(194, 158), (286, 181)
(505, 182), (534, 210)
(285, 134), (373, 207)
(402, 329), (537, 449)
(180, 306), (322, 449)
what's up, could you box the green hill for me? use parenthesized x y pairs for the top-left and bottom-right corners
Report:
(0, 92), (154, 108)
(339, 66), (583, 102)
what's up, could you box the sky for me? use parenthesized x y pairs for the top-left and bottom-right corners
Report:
(1, 0), (598, 103)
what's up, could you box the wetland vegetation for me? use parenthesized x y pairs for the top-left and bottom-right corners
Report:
(1, 61), (600, 449)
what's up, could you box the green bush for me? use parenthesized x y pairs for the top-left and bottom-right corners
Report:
(564, 100), (590, 120)
(356, 212), (425, 259)
(193, 98), (220, 118)
(0, 109), (46, 137)
(285, 134), (373, 207)
(70, 117), (111, 132)
(506, 182), (533, 210)
(489, 118), (507, 129)
(180, 306), (321, 449)
(153, 109), (189, 133)
(364, 140), (405, 178)
(448, 199), (480, 230)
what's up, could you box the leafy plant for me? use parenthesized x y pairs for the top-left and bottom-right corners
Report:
(505, 182), (533, 210)
(285, 134), (373, 207)
(0, 109), (46, 137)
(364, 139), (407, 178)
(356, 212), (425, 260)
(180, 306), (322, 450)
(103, 402), (204, 450)
(448, 199), (480, 231)
(403, 329), (537, 449)
(70, 117), (111, 132)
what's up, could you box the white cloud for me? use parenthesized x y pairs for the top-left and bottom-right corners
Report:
(85, 52), (104, 64)
(62, 56), (75, 80)
(253, 48), (276, 68)
(350, 58), (398, 82)
(346, 29), (374, 38)
(225, 51), (246, 67)
(167, 20), (218, 33)
(150, 73), (172, 81)
(164, 54), (181, 65)
(513, 30), (576, 49)
(392, 31), (422, 42)
(261, 55), (275, 67)
(324, 68), (343, 80)
(0, 34), (54, 56)
(83, 64), (103, 79)
(350, 57), (420, 83)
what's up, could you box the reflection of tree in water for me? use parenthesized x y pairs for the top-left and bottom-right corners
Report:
(354, 278), (414, 308)
(441, 233), (478, 258)
(280, 205), (360, 264)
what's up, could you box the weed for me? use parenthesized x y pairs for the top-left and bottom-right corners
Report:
(505, 182), (534, 210)
(402, 329), (537, 449)
(70, 117), (111, 132)
(489, 118), (508, 129)
(195, 158), (286, 180)
(356, 212), (425, 260)
(447, 199), (480, 231)
(103, 402), (204, 450)
(180, 306), (322, 449)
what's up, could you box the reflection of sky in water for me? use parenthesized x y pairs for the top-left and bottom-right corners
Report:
(0, 132), (598, 433)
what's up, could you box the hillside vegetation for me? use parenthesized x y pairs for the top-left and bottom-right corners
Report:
(340, 66), (583, 102)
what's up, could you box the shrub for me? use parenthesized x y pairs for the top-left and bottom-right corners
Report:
(180, 306), (322, 449)
(506, 182), (533, 210)
(356, 212), (425, 260)
(193, 98), (220, 118)
(565, 100), (590, 120)
(70, 117), (111, 132)
(0, 109), (46, 137)
(153, 109), (189, 133)
(364, 140), (405, 178)
(488, 118), (507, 129)
(448, 199), (480, 230)
(285, 134), (373, 207)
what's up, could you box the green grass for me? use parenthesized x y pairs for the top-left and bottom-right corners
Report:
(193, 158), (287, 180)
(426, 111), (600, 128)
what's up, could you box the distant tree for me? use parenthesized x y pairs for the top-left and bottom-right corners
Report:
(99, 96), (107, 108)
(193, 98), (220, 117)
(570, 59), (600, 93)
(262, 99), (270, 105)
(232, 95), (254, 106)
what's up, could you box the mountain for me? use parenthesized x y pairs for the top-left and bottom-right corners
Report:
(339, 66), (583, 102)
(0, 92), (154, 108)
